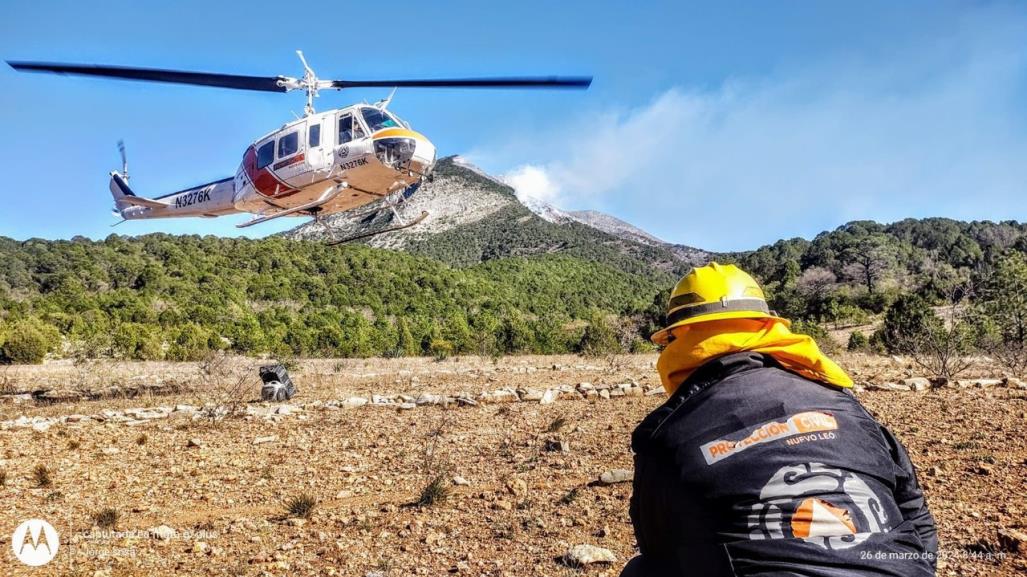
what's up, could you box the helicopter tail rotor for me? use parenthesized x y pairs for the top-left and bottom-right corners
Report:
(117, 140), (129, 182)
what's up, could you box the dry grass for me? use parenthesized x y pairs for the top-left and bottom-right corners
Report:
(91, 507), (119, 529)
(32, 464), (51, 487)
(416, 473), (451, 507)
(285, 493), (317, 519)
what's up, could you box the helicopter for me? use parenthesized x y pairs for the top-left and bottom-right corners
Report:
(8, 52), (591, 243)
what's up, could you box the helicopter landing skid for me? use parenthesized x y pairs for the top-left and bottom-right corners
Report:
(326, 210), (428, 246)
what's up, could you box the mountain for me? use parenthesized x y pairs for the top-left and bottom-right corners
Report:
(565, 210), (665, 245)
(284, 156), (708, 278)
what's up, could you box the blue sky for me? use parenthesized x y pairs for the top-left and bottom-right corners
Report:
(1, 1), (1025, 251)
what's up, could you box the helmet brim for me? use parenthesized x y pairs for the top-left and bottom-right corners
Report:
(650, 311), (790, 346)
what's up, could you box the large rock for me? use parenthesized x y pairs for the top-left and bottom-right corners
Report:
(902, 377), (931, 392)
(868, 382), (910, 392)
(564, 544), (617, 566)
(598, 469), (633, 485)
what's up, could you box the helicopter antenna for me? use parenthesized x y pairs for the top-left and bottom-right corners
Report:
(375, 87), (397, 110)
(117, 139), (129, 181)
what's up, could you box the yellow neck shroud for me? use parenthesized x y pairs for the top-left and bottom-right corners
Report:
(657, 318), (853, 395)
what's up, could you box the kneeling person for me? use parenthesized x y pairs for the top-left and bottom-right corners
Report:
(622, 263), (937, 576)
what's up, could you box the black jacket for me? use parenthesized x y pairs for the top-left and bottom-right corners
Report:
(628, 352), (937, 577)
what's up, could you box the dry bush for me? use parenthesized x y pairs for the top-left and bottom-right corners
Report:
(0, 366), (14, 394)
(416, 413), (455, 507)
(33, 464), (51, 487)
(197, 352), (252, 424)
(416, 473), (451, 507)
(91, 507), (119, 529)
(285, 493), (317, 519)
(545, 415), (568, 433)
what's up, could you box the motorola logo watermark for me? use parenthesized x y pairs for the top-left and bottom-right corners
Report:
(11, 518), (60, 566)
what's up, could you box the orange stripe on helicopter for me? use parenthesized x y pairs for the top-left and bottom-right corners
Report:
(372, 128), (428, 141)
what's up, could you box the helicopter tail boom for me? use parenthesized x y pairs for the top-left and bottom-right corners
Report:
(109, 171), (238, 220)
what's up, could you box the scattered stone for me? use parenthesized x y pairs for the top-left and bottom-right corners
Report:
(396, 403), (417, 411)
(1003, 377), (1026, 390)
(505, 477), (527, 497)
(415, 393), (447, 406)
(517, 388), (544, 402)
(539, 389), (558, 405)
(191, 541), (210, 554)
(902, 377), (931, 392)
(252, 435), (277, 445)
(187, 438), (203, 448)
(340, 397), (369, 409)
(150, 525), (177, 541)
(645, 386), (666, 396)
(452, 476), (471, 486)
(972, 379), (1004, 388)
(564, 544), (617, 566)
(102, 447), (120, 455)
(997, 528), (1027, 553)
(598, 469), (633, 485)
(544, 439), (571, 453)
(868, 382), (910, 392)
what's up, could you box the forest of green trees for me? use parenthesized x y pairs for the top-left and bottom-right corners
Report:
(1, 217), (1025, 369)
(0, 234), (655, 363)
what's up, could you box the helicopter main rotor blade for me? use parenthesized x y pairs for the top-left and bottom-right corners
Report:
(7, 61), (288, 92)
(329, 76), (592, 90)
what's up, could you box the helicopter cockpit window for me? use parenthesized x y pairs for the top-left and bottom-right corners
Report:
(338, 114), (364, 144)
(309, 124), (320, 148)
(256, 141), (275, 169)
(361, 107), (400, 132)
(278, 131), (299, 158)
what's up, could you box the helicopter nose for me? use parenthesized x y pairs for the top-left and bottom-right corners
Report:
(372, 128), (435, 173)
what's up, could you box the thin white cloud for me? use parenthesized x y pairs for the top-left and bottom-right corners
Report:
(472, 8), (1027, 251)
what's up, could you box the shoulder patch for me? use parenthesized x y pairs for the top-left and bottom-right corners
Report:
(700, 411), (838, 465)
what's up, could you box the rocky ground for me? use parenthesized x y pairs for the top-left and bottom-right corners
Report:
(0, 353), (1024, 576)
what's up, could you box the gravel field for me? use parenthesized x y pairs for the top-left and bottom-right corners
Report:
(0, 353), (1024, 576)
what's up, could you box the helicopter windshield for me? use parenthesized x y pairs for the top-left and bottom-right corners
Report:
(361, 107), (400, 132)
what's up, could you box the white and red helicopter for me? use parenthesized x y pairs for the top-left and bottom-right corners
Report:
(8, 52), (590, 243)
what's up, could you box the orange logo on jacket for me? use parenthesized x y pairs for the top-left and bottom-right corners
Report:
(701, 411), (838, 465)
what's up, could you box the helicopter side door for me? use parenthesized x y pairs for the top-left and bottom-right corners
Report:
(335, 110), (367, 161)
(271, 124), (308, 184)
(303, 115), (329, 175)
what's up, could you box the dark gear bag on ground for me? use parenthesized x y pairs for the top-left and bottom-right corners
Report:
(259, 364), (296, 401)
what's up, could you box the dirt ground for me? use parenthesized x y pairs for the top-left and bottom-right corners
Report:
(0, 353), (1024, 576)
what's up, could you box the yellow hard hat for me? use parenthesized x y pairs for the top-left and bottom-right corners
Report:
(650, 262), (786, 345)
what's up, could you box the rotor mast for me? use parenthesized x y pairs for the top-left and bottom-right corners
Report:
(276, 50), (334, 116)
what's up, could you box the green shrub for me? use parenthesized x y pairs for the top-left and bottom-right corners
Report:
(577, 313), (621, 357)
(791, 320), (840, 353)
(847, 330), (869, 352)
(429, 338), (453, 361)
(877, 294), (938, 354)
(2, 319), (59, 364)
